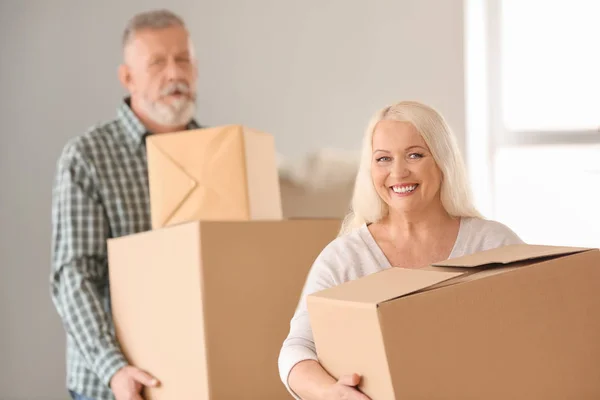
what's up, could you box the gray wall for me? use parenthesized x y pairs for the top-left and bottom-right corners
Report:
(0, 1), (466, 399)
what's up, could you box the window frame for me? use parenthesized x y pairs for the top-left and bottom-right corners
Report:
(487, 0), (600, 148)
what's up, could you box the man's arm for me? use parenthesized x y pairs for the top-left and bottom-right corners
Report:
(50, 145), (127, 386)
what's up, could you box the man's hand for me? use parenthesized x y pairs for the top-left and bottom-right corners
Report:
(324, 373), (371, 400)
(110, 365), (160, 400)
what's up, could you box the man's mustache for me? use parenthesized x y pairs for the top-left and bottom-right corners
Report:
(160, 82), (193, 97)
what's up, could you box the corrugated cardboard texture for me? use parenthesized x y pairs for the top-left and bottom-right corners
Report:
(146, 125), (282, 229)
(309, 245), (600, 399)
(108, 219), (340, 400)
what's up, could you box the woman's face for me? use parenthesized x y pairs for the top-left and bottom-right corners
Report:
(371, 120), (443, 216)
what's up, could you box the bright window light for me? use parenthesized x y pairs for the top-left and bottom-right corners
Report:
(494, 144), (600, 248)
(501, 0), (600, 131)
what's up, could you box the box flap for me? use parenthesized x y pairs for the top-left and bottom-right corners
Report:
(309, 267), (465, 306)
(146, 125), (253, 228)
(432, 244), (591, 268)
(146, 139), (198, 228)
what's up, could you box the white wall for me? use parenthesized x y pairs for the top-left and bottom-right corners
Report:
(0, 1), (466, 399)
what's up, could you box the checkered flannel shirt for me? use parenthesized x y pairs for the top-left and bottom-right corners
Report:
(51, 98), (200, 399)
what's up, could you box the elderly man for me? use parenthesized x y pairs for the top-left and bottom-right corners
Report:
(50, 9), (200, 400)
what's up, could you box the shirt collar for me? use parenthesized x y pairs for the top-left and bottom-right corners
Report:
(117, 97), (201, 150)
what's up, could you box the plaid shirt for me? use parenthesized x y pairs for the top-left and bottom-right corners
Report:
(51, 98), (200, 399)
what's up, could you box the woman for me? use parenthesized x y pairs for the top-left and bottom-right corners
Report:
(278, 101), (524, 400)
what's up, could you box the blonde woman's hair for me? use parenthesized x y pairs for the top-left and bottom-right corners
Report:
(339, 100), (482, 236)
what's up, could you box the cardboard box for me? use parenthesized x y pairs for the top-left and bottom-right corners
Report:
(108, 219), (340, 400)
(146, 125), (282, 229)
(307, 244), (600, 399)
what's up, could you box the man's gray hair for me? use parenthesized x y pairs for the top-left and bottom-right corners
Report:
(122, 9), (186, 47)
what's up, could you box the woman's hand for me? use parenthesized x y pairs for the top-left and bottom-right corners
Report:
(288, 360), (371, 400)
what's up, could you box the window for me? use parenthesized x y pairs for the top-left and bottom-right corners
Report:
(500, 0), (600, 133)
(494, 144), (600, 247)
(467, 0), (600, 247)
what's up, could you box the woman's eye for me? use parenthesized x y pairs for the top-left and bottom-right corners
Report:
(408, 153), (424, 159)
(376, 156), (392, 162)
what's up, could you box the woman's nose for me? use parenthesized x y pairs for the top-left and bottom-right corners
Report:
(391, 159), (410, 178)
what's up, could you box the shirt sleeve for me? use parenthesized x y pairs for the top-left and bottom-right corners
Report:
(50, 145), (127, 386)
(278, 242), (341, 399)
(486, 220), (526, 247)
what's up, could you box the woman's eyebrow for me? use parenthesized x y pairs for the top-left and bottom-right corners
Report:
(405, 145), (427, 151)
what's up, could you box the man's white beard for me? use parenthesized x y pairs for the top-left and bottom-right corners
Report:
(142, 96), (196, 128)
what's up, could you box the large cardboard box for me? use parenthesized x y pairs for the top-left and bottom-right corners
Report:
(107, 219), (340, 400)
(146, 125), (282, 229)
(307, 244), (600, 400)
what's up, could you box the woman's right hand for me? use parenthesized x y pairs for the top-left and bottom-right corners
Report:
(288, 360), (371, 400)
(323, 373), (371, 400)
